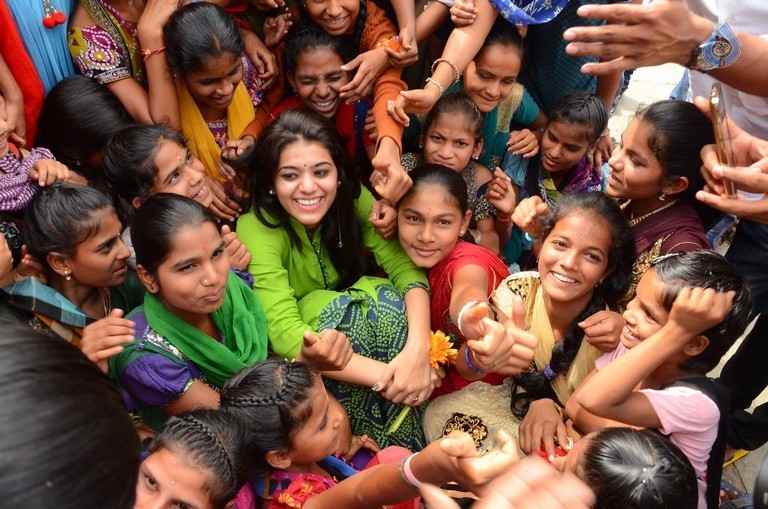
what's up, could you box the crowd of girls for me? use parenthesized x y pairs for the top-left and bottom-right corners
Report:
(0, 0), (764, 508)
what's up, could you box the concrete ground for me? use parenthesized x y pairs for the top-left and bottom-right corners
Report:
(609, 63), (768, 495)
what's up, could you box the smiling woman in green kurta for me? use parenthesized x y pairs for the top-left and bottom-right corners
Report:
(237, 109), (437, 451)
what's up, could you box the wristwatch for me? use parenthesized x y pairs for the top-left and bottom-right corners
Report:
(688, 21), (741, 72)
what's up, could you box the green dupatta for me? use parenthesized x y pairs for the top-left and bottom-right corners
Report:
(143, 271), (268, 386)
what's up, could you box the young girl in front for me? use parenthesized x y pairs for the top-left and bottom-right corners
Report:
(397, 164), (535, 398)
(164, 3), (266, 191)
(219, 358), (520, 508)
(402, 92), (516, 255)
(574, 251), (752, 509)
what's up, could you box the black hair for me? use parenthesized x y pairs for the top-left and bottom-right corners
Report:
(245, 108), (365, 288)
(399, 163), (469, 215)
(131, 193), (218, 274)
(149, 409), (259, 509)
(284, 20), (354, 77)
(35, 75), (134, 186)
(635, 100), (714, 203)
(649, 250), (751, 373)
(220, 359), (318, 465)
(23, 183), (115, 261)
(579, 427), (697, 509)
(102, 124), (188, 204)
(164, 2), (243, 77)
(423, 92), (483, 143)
(0, 321), (140, 508)
(298, 0), (368, 54)
(511, 192), (634, 416)
(477, 17), (524, 60)
(549, 90), (609, 145)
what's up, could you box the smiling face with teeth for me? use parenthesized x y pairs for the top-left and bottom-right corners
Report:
(287, 46), (350, 119)
(538, 210), (613, 312)
(273, 140), (338, 233)
(303, 0), (359, 37)
(621, 269), (669, 349)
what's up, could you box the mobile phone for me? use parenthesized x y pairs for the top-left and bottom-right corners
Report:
(710, 83), (738, 197)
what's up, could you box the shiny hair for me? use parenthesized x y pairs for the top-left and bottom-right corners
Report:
(649, 250), (752, 372)
(549, 90), (609, 145)
(580, 428), (697, 509)
(220, 359), (318, 464)
(131, 193), (218, 274)
(23, 183), (115, 261)
(164, 2), (243, 77)
(635, 100), (714, 203)
(423, 92), (483, 143)
(512, 192), (634, 416)
(399, 163), (469, 215)
(35, 75), (134, 186)
(245, 108), (365, 288)
(284, 20), (353, 76)
(149, 409), (259, 509)
(477, 17), (524, 60)
(0, 322), (140, 508)
(102, 124), (187, 204)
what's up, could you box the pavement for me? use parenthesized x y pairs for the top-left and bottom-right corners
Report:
(609, 63), (768, 495)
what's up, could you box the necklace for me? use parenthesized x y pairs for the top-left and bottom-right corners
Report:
(42, 0), (67, 29)
(100, 288), (112, 318)
(626, 200), (678, 228)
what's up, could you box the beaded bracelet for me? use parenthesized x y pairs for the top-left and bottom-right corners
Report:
(141, 46), (166, 61)
(464, 344), (487, 375)
(430, 57), (460, 86)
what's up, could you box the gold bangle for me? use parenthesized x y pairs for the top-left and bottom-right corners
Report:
(425, 77), (444, 94)
(430, 57), (460, 86)
(554, 402), (565, 419)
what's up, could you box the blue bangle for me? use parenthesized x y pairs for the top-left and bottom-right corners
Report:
(524, 232), (540, 243)
(464, 346), (486, 375)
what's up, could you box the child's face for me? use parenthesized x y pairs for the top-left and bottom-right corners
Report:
(140, 222), (230, 322)
(65, 209), (130, 288)
(302, 0), (359, 37)
(135, 448), (216, 509)
(288, 378), (352, 465)
(423, 113), (482, 172)
(398, 184), (471, 269)
(0, 94), (10, 158)
(540, 120), (593, 174)
(152, 139), (213, 208)
(538, 210), (612, 308)
(288, 46), (350, 119)
(184, 52), (243, 117)
(606, 118), (666, 201)
(621, 269), (669, 349)
(273, 140), (339, 233)
(462, 44), (521, 113)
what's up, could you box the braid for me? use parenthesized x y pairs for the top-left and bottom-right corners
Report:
(150, 409), (258, 509)
(352, 0), (367, 54)
(219, 359), (317, 452)
(182, 415), (236, 491)
(511, 292), (607, 419)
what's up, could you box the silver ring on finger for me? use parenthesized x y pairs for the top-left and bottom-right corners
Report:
(407, 394), (419, 402)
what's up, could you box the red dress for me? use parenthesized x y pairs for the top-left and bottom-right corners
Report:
(428, 242), (510, 398)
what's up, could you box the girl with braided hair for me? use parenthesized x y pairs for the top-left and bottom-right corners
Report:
(219, 358), (523, 509)
(136, 409), (260, 509)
